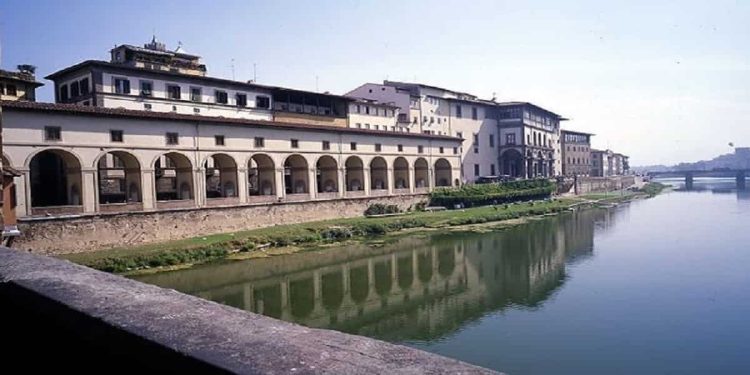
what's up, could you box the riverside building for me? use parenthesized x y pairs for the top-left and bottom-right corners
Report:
(2, 39), (462, 219)
(561, 130), (593, 176)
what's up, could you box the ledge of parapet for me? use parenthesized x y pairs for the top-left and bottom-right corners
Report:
(0, 247), (499, 374)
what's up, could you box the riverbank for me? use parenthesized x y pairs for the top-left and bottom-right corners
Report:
(61, 188), (652, 275)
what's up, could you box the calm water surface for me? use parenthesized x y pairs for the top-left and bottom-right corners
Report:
(135, 178), (750, 374)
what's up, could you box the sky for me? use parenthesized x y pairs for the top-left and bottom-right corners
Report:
(1, 0), (748, 166)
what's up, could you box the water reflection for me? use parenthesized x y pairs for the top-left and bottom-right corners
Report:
(136, 207), (620, 342)
(657, 177), (749, 200)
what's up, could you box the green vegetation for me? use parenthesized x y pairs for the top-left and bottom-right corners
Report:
(430, 179), (555, 207)
(639, 182), (668, 197)
(364, 203), (402, 216)
(62, 197), (578, 274)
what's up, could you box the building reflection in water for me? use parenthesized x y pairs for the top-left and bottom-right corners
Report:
(135, 207), (621, 343)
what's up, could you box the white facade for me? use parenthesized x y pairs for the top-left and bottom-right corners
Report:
(2, 103), (462, 218)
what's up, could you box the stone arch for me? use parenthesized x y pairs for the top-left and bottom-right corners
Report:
(345, 156), (364, 191)
(248, 153), (275, 196)
(369, 157), (388, 191)
(414, 158), (429, 188)
(29, 149), (83, 209)
(501, 149), (524, 178)
(284, 154), (309, 194)
(203, 153), (239, 198)
(315, 155), (338, 193)
(434, 158), (452, 187)
(155, 152), (194, 201)
(96, 150), (142, 204)
(393, 157), (409, 189)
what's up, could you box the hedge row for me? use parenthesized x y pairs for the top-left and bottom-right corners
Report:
(430, 179), (555, 207)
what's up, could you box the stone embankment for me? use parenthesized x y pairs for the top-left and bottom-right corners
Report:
(0, 247), (499, 374)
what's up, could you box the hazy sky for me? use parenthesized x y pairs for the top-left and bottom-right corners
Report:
(1, 0), (748, 166)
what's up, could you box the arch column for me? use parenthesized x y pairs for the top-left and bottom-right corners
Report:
(337, 168), (345, 198)
(19, 170), (30, 217)
(363, 168), (371, 196)
(308, 167), (317, 199)
(387, 168), (394, 195)
(275, 167), (285, 199)
(195, 168), (205, 207)
(408, 166), (415, 193)
(237, 167), (248, 204)
(428, 167), (435, 192)
(141, 169), (156, 210)
(82, 168), (97, 213)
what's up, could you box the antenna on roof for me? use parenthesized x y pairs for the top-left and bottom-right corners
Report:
(253, 63), (257, 83)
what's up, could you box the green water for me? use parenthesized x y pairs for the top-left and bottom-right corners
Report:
(135, 178), (750, 374)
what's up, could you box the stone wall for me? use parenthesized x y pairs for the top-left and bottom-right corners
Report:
(0, 247), (497, 374)
(575, 176), (637, 194)
(15, 194), (429, 255)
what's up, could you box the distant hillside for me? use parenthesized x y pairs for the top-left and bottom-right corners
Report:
(634, 147), (750, 173)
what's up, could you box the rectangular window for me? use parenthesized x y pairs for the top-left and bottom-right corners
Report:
(44, 126), (61, 141)
(70, 81), (80, 98)
(110, 130), (123, 143)
(215, 135), (225, 146)
(322, 141), (330, 150)
(113, 78), (130, 94)
(472, 107), (478, 120)
(190, 87), (202, 102)
(166, 132), (179, 145)
(356, 123), (362, 129)
(375, 143), (382, 152)
(398, 144), (403, 152)
(6, 84), (16, 96)
(418, 145), (424, 153)
(254, 137), (265, 148)
(456, 105), (462, 118)
(166, 85), (181, 100)
(453, 147), (458, 155)
(144, 103), (152, 110)
(215, 90), (228, 104)
(506, 133), (516, 145)
(59, 84), (69, 101)
(491, 164), (496, 175)
(439, 147), (444, 154)
(140, 81), (153, 96)
(365, 106), (370, 115)
(80, 78), (90, 95)
(236, 93), (247, 107)
(350, 142), (357, 151)
(489, 134), (495, 148)
(291, 139), (299, 148)
(355, 104), (360, 114)
(256, 96), (270, 109)
(457, 132), (463, 139)
(474, 164), (480, 176)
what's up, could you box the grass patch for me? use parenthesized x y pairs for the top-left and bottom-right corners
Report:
(639, 182), (668, 197)
(61, 198), (584, 274)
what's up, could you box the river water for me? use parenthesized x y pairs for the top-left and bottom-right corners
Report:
(134, 178), (750, 374)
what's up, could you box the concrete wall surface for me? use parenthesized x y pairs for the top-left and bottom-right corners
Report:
(0, 247), (499, 374)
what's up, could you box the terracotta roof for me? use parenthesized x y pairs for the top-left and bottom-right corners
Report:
(1, 100), (461, 141)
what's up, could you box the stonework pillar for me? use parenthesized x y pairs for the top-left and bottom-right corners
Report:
(408, 166), (415, 193)
(194, 168), (204, 207)
(275, 167), (285, 200)
(363, 168), (371, 196)
(19, 170), (30, 217)
(387, 168), (394, 195)
(428, 167), (435, 192)
(82, 168), (96, 213)
(308, 168), (317, 199)
(141, 169), (155, 210)
(337, 168), (345, 198)
(237, 167), (248, 204)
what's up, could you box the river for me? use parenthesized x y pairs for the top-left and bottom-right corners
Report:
(134, 178), (750, 374)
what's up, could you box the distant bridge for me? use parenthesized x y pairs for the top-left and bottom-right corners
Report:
(648, 169), (748, 190)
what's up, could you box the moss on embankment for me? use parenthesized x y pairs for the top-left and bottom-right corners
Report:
(62, 198), (581, 274)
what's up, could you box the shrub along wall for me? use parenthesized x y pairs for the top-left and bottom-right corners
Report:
(430, 179), (555, 207)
